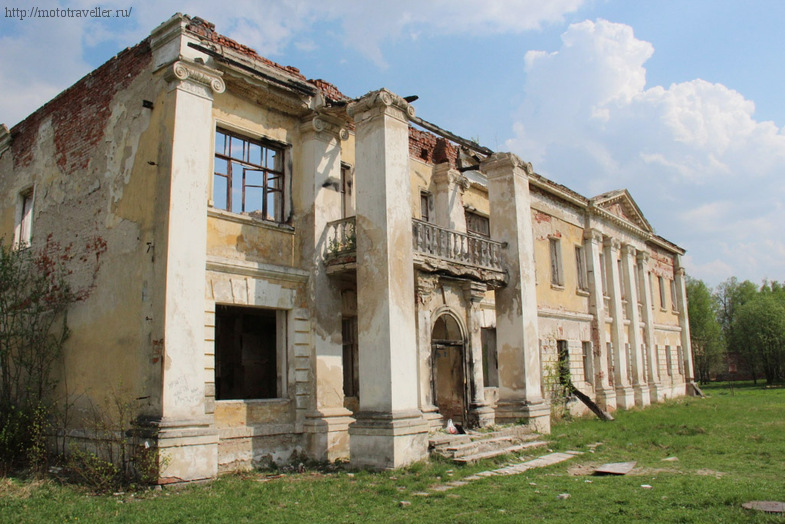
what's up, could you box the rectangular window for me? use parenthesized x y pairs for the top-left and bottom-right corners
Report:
(665, 344), (673, 377)
(658, 276), (666, 309)
(582, 341), (593, 385)
(481, 328), (499, 387)
(342, 316), (359, 398)
(635, 265), (642, 304)
(340, 163), (353, 219)
(549, 237), (563, 286)
(15, 188), (34, 248)
(420, 191), (431, 222)
(214, 129), (285, 221)
(606, 342), (614, 386)
(214, 305), (286, 400)
(466, 210), (490, 237)
(575, 245), (588, 291)
(618, 260), (625, 299)
(670, 279), (678, 311)
(599, 253), (608, 296)
(557, 340), (570, 387)
(648, 272), (654, 309)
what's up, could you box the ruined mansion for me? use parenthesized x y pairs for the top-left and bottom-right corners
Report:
(0, 14), (695, 482)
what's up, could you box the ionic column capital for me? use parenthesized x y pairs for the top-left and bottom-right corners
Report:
(347, 88), (415, 123)
(164, 60), (225, 99)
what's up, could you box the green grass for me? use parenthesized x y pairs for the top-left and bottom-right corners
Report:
(2, 382), (784, 523)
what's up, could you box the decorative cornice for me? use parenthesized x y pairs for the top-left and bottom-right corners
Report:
(165, 59), (225, 96)
(347, 88), (415, 123)
(0, 124), (10, 158)
(589, 204), (652, 239)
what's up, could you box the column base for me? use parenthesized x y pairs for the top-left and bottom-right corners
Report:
(349, 410), (428, 470)
(303, 407), (354, 462)
(469, 401), (495, 428)
(633, 384), (651, 408)
(494, 400), (551, 434)
(594, 387), (617, 412)
(139, 416), (218, 484)
(648, 383), (665, 403)
(614, 386), (636, 409)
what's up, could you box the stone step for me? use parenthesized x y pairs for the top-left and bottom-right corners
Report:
(452, 440), (549, 464)
(440, 432), (543, 459)
(429, 425), (538, 452)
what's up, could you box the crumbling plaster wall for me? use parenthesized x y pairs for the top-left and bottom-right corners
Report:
(0, 40), (169, 425)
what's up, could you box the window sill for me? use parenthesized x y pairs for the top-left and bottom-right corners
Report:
(576, 288), (590, 297)
(216, 397), (290, 405)
(208, 207), (295, 233)
(551, 283), (565, 291)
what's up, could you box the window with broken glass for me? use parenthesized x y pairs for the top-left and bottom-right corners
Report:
(213, 129), (285, 221)
(465, 210), (490, 237)
(575, 245), (588, 291)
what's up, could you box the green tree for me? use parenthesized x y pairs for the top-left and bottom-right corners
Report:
(714, 277), (758, 379)
(732, 294), (785, 384)
(686, 277), (724, 384)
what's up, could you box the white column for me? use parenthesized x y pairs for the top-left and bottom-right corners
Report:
(153, 58), (224, 482)
(432, 164), (469, 231)
(299, 115), (354, 461)
(346, 89), (428, 469)
(637, 251), (662, 402)
(584, 229), (616, 410)
(481, 153), (549, 434)
(605, 237), (635, 409)
(463, 281), (494, 427)
(674, 256), (695, 388)
(622, 245), (649, 407)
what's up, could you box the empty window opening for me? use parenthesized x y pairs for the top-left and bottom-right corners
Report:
(481, 328), (498, 387)
(670, 279), (678, 311)
(214, 129), (285, 221)
(658, 276), (666, 309)
(676, 345), (684, 375)
(342, 316), (359, 398)
(582, 341), (593, 385)
(215, 305), (285, 400)
(557, 340), (570, 387)
(618, 260), (625, 299)
(549, 237), (563, 286)
(466, 210), (490, 237)
(600, 253), (608, 296)
(665, 344), (673, 377)
(340, 163), (353, 219)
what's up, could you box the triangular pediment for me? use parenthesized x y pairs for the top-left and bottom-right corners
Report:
(590, 189), (653, 233)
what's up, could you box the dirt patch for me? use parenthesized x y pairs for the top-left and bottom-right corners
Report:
(694, 468), (726, 478)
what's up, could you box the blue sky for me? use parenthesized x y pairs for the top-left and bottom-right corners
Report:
(2, 0), (783, 288)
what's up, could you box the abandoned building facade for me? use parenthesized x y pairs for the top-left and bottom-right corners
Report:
(0, 14), (694, 482)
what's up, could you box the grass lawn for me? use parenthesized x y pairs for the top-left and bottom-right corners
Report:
(2, 381), (784, 523)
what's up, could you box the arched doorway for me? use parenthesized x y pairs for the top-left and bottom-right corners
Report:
(431, 313), (468, 426)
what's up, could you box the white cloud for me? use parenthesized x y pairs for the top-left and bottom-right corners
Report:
(507, 19), (785, 286)
(0, 0), (586, 127)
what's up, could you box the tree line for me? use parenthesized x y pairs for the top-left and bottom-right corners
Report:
(688, 276), (785, 384)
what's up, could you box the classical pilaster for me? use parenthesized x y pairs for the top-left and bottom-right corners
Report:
(299, 114), (354, 461)
(481, 153), (549, 434)
(346, 89), (428, 469)
(415, 273), (442, 430)
(674, 256), (695, 388)
(152, 57), (225, 482)
(584, 229), (615, 410)
(432, 164), (469, 231)
(622, 245), (649, 407)
(463, 281), (495, 428)
(637, 251), (662, 402)
(605, 237), (635, 408)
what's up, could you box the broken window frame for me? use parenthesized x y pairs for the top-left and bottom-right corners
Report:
(481, 327), (499, 388)
(549, 237), (564, 287)
(420, 191), (431, 222)
(575, 245), (588, 291)
(14, 187), (34, 249)
(658, 276), (666, 310)
(465, 210), (491, 238)
(670, 278), (678, 312)
(214, 305), (288, 401)
(582, 341), (593, 385)
(213, 128), (286, 222)
(340, 163), (353, 219)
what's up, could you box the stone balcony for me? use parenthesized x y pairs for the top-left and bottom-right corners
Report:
(324, 217), (508, 287)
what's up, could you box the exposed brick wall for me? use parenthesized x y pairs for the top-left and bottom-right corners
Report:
(185, 17), (308, 82)
(310, 79), (350, 102)
(10, 39), (152, 172)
